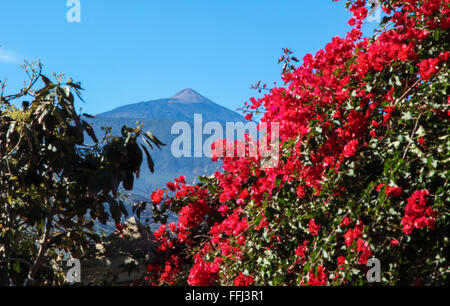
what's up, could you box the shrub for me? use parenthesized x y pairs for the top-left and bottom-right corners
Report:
(138, 0), (449, 286)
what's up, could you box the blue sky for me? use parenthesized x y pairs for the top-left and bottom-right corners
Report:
(0, 1), (379, 115)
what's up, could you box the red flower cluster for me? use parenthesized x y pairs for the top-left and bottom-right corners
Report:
(340, 216), (352, 227)
(234, 273), (255, 286)
(188, 254), (221, 286)
(308, 266), (328, 286)
(141, 0), (447, 286)
(356, 239), (372, 265)
(210, 211), (249, 257)
(337, 256), (346, 270)
(344, 221), (364, 246)
(296, 185), (306, 198)
(309, 219), (321, 236)
(377, 184), (403, 197)
(295, 241), (308, 259)
(418, 52), (449, 81)
(401, 190), (436, 235)
(151, 189), (164, 204)
(343, 140), (359, 158)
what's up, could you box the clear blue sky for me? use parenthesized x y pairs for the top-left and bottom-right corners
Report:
(0, 0), (379, 115)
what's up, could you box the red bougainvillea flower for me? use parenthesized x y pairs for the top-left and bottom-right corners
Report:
(340, 216), (352, 227)
(147, 264), (160, 275)
(383, 106), (396, 125)
(239, 189), (250, 199)
(295, 241), (308, 259)
(418, 137), (427, 149)
(308, 265), (328, 286)
(236, 235), (246, 245)
(151, 188), (164, 204)
(343, 139), (359, 158)
(348, 18), (356, 26)
(188, 254), (220, 286)
(175, 175), (186, 184)
(401, 190), (436, 235)
(296, 185), (306, 198)
(386, 186), (402, 197)
(337, 256), (346, 271)
(234, 273), (255, 286)
(218, 205), (229, 217)
(309, 218), (321, 236)
(418, 57), (440, 81)
(356, 239), (372, 265)
(169, 222), (177, 233)
(390, 239), (399, 247)
(166, 181), (177, 191)
(376, 184), (402, 197)
(344, 221), (364, 246)
(153, 224), (166, 241)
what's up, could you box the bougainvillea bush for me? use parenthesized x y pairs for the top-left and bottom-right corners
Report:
(137, 0), (449, 286)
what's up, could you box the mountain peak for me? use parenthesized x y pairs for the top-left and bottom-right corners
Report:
(170, 88), (211, 104)
(97, 88), (245, 123)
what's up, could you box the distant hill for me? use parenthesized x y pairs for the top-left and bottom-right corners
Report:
(88, 89), (246, 213)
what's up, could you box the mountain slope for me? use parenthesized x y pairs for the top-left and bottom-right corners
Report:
(89, 89), (246, 197)
(97, 88), (244, 123)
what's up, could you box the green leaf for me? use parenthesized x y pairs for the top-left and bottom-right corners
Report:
(81, 120), (98, 143)
(13, 261), (21, 274)
(144, 131), (165, 149)
(141, 144), (155, 173)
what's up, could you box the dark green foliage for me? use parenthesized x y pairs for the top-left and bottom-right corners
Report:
(0, 62), (163, 285)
